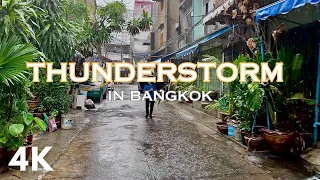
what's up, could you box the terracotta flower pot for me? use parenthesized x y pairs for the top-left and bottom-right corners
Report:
(262, 128), (297, 153)
(244, 135), (264, 150)
(216, 122), (228, 134)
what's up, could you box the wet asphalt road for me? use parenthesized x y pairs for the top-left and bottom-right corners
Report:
(45, 85), (310, 180)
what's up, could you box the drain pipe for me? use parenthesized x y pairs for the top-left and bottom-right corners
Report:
(314, 43), (320, 144)
(260, 35), (271, 130)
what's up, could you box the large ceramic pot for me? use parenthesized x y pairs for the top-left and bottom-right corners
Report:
(216, 122), (228, 134)
(262, 128), (297, 153)
(244, 135), (264, 150)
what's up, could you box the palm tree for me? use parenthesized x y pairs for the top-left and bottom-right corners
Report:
(127, 18), (140, 36)
(138, 10), (152, 31)
(0, 35), (37, 86)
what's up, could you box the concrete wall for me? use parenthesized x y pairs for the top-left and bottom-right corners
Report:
(192, 0), (204, 41)
(166, 0), (180, 54)
(151, 0), (167, 54)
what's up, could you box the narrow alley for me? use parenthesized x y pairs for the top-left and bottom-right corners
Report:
(43, 85), (311, 180)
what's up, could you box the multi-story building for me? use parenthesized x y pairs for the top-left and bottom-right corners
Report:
(150, 0), (179, 61)
(132, 0), (154, 62)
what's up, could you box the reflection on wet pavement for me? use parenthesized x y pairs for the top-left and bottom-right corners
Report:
(45, 85), (311, 180)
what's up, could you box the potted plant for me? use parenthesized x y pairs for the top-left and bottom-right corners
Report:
(0, 112), (46, 163)
(205, 94), (229, 121)
(37, 75), (73, 127)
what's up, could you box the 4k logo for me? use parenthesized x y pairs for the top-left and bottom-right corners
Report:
(8, 147), (53, 171)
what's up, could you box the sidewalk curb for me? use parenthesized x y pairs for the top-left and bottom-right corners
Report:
(163, 101), (247, 150)
(38, 117), (90, 180)
(165, 101), (319, 175)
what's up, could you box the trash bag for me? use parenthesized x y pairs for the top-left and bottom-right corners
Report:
(85, 99), (95, 109)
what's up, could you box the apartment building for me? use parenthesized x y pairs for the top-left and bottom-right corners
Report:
(150, 0), (179, 61)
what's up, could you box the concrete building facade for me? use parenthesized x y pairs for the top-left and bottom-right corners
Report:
(150, 0), (179, 61)
(132, 0), (154, 62)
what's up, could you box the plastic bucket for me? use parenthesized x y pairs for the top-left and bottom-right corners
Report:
(234, 126), (242, 141)
(228, 123), (235, 137)
(80, 90), (88, 95)
(61, 119), (73, 130)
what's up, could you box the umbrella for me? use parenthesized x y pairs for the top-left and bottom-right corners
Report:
(138, 77), (167, 92)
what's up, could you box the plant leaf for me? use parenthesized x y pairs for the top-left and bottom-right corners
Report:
(23, 112), (34, 125)
(9, 124), (24, 137)
(34, 117), (46, 131)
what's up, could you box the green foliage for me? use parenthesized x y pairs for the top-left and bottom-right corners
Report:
(36, 74), (72, 115)
(0, 0), (39, 42)
(63, 0), (88, 24)
(33, 0), (62, 20)
(0, 34), (36, 86)
(205, 94), (229, 113)
(127, 18), (140, 36)
(9, 124), (24, 137)
(138, 10), (152, 31)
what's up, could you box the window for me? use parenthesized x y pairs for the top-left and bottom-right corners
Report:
(205, 3), (209, 15)
(140, 4), (145, 8)
(160, 0), (164, 11)
(160, 29), (164, 45)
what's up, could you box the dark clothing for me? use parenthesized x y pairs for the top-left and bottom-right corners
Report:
(143, 83), (157, 101)
(144, 83), (157, 117)
(145, 99), (155, 117)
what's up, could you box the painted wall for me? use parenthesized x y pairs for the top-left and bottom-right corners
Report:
(192, 0), (204, 41)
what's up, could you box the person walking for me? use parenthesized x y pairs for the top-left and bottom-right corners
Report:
(143, 82), (157, 119)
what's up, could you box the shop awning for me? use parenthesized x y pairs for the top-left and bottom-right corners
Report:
(161, 51), (178, 61)
(176, 44), (199, 58)
(255, 0), (320, 22)
(199, 25), (236, 45)
(153, 58), (161, 63)
(203, 0), (234, 25)
(175, 25), (236, 58)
